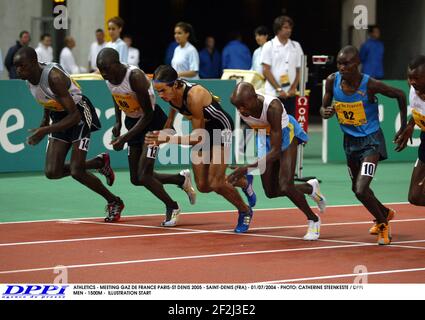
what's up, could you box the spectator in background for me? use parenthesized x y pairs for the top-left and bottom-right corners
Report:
(261, 16), (303, 116)
(172, 22), (200, 80)
(251, 26), (269, 75)
(88, 29), (106, 72)
(199, 36), (221, 79)
(360, 25), (384, 79)
(60, 36), (80, 74)
(123, 35), (140, 67)
(165, 40), (178, 65)
(35, 33), (54, 63)
(106, 16), (128, 63)
(222, 31), (251, 70)
(4, 31), (31, 79)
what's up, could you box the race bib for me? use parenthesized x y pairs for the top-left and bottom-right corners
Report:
(112, 94), (141, 114)
(334, 101), (367, 126)
(78, 138), (90, 152)
(38, 99), (65, 112)
(221, 129), (233, 147)
(147, 145), (159, 159)
(280, 74), (290, 86)
(412, 109), (425, 131)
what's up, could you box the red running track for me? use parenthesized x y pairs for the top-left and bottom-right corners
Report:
(0, 203), (424, 284)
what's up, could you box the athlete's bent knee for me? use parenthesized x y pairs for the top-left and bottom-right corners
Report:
(70, 167), (85, 180)
(130, 176), (142, 186)
(264, 189), (278, 199)
(45, 168), (63, 180)
(279, 183), (292, 196)
(353, 186), (368, 201)
(209, 180), (226, 194)
(196, 181), (212, 193)
(137, 174), (153, 187)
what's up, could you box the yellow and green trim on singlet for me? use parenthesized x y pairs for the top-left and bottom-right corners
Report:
(111, 93), (142, 114)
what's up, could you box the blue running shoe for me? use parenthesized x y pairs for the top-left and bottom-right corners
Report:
(234, 208), (254, 233)
(242, 174), (257, 208)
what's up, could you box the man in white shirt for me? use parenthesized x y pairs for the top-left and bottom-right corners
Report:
(35, 33), (54, 63)
(261, 16), (304, 116)
(123, 35), (140, 67)
(88, 29), (106, 72)
(60, 36), (80, 75)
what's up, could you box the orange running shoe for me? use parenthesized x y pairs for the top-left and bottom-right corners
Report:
(377, 223), (392, 245)
(369, 208), (396, 235)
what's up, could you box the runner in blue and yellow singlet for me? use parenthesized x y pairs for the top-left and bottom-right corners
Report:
(320, 46), (407, 245)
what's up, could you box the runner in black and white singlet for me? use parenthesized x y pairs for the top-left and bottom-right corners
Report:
(97, 48), (196, 227)
(146, 65), (256, 233)
(13, 47), (124, 222)
(395, 55), (425, 207)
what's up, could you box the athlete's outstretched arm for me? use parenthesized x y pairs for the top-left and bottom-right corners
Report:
(164, 108), (177, 130)
(112, 100), (122, 138)
(395, 117), (415, 152)
(127, 70), (154, 136)
(146, 87), (207, 146)
(48, 69), (81, 132)
(368, 78), (408, 142)
(40, 109), (50, 127)
(165, 87), (206, 145)
(320, 74), (336, 119)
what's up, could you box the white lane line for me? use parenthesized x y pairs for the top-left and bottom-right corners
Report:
(0, 243), (376, 275)
(252, 267), (425, 284)
(231, 217), (425, 232)
(0, 202), (411, 225)
(392, 240), (425, 245)
(0, 231), (208, 247)
(2, 217), (425, 249)
(75, 220), (425, 251)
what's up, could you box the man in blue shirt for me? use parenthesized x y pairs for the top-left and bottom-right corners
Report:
(199, 36), (221, 79)
(360, 26), (384, 79)
(5, 31), (31, 79)
(222, 32), (251, 70)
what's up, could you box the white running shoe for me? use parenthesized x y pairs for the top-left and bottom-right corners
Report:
(307, 179), (327, 213)
(161, 206), (181, 227)
(180, 169), (197, 205)
(303, 218), (321, 241)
